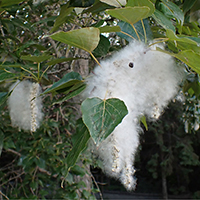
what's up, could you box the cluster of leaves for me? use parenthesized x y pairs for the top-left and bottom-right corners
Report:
(1, 0), (200, 199)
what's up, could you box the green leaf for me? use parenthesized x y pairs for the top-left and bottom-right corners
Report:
(0, 130), (4, 156)
(106, 7), (151, 25)
(152, 9), (175, 32)
(100, 0), (126, 7)
(0, 92), (8, 107)
(53, 82), (86, 104)
(50, 6), (74, 33)
(35, 157), (46, 169)
(93, 35), (110, 57)
(81, 97), (128, 146)
(0, 0), (23, 7)
(42, 72), (83, 94)
(161, 0), (184, 25)
(126, 0), (155, 15)
(99, 25), (121, 33)
(49, 27), (100, 53)
(183, 0), (197, 14)
(63, 119), (90, 181)
(21, 54), (52, 63)
(0, 71), (16, 82)
(140, 115), (148, 130)
(117, 19), (153, 42)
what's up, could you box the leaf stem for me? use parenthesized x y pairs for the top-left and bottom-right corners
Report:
(37, 62), (40, 80)
(89, 52), (102, 67)
(131, 24), (141, 41)
(20, 66), (38, 81)
(120, 31), (136, 41)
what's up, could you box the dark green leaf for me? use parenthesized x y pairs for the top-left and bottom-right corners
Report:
(161, 0), (184, 25)
(0, 71), (16, 82)
(93, 35), (110, 57)
(0, 130), (4, 156)
(152, 9), (175, 32)
(42, 72), (83, 94)
(53, 82), (86, 104)
(64, 119), (90, 177)
(81, 97), (128, 146)
(50, 6), (74, 33)
(183, 0), (197, 14)
(0, 0), (23, 7)
(117, 19), (153, 42)
(0, 92), (8, 107)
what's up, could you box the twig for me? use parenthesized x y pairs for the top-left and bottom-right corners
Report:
(0, 190), (9, 200)
(91, 173), (104, 200)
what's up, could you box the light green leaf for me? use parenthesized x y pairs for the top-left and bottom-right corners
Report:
(161, 0), (184, 25)
(140, 115), (148, 130)
(100, 0), (126, 7)
(49, 27), (100, 53)
(81, 97), (128, 146)
(50, 6), (74, 33)
(0, 130), (4, 156)
(99, 25), (121, 33)
(106, 6), (151, 25)
(126, 0), (155, 15)
(21, 54), (52, 63)
(42, 72), (83, 94)
(152, 9), (175, 32)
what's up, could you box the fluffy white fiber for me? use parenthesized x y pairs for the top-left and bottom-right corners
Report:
(82, 41), (184, 190)
(8, 80), (43, 132)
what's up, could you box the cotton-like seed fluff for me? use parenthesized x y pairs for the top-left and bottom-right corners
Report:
(81, 41), (184, 190)
(8, 80), (43, 132)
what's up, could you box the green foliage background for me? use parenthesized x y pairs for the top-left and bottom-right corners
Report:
(1, 0), (200, 199)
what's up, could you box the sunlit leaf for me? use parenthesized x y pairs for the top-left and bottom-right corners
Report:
(49, 27), (100, 53)
(140, 115), (148, 130)
(100, 0), (126, 7)
(126, 0), (155, 15)
(81, 97), (128, 146)
(0, 130), (4, 156)
(106, 6), (150, 25)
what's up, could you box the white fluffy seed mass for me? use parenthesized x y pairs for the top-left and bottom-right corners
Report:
(8, 80), (43, 132)
(82, 41), (184, 190)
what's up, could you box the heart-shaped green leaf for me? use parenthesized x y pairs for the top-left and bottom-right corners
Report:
(106, 6), (150, 25)
(81, 97), (128, 146)
(49, 27), (100, 53)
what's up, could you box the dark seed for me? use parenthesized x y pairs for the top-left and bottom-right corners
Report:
(129, 62), (134, 68)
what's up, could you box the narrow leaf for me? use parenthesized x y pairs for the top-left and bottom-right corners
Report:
(49, 27), (100, 52)
(106, 6), (151, 25)
(100, 0), (126, 7)
(42, 72), (83, 94)
(81, 97), (128, 146)
(140, 115), (148, 130)
(0, 92), (8, 107)
(21, 54), (52, 63)
(152, 9), (175, 32)
(0, 0), (23, 7)
(64, 119), (90, 180)
(50, 6), (74, 33)
(99, 25), (121, 33)
(0, 130), (4, 156)
(46, 57), (79, 66)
